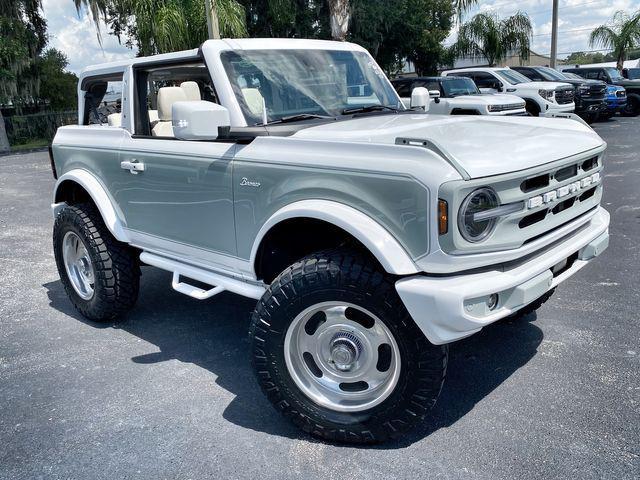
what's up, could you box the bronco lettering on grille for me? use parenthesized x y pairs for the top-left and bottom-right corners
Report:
(527, 172), (600, 209)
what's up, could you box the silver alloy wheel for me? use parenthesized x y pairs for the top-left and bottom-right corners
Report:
(284, 302), (401, 412)
(62, 231), (95, 300)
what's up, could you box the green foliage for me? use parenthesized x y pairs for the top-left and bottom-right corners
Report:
(38, 49), (79, 110)
(589, 10), (640, 70)
(0, 0), (48, 103)
(454, 11), (532, 67)
(79, 0), (247, 56)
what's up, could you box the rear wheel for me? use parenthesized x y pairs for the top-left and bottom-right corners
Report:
(53, 203), (140, 321)
(249, 250), (447, 443)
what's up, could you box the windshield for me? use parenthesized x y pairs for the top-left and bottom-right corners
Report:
(495, 69), (531, 85)
(563, 72), (582, 80)
(625, 68), (640, 80)
(537, 67), (568, 81)
(441, 78), (480, 96)
(220, 49), (402, 125)
(605, 67), (624, 81)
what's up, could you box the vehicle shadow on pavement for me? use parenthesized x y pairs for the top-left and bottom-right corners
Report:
(44, 266), (544, 449)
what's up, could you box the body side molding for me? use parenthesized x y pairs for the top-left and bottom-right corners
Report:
(52, 169), (130, 242)
(250, 199), (420, 276)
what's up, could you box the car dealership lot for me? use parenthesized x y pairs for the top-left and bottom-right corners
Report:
(1, 117), (639, 479)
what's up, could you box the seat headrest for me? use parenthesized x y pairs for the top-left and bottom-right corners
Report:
(180, 81), (201, 101)
(241, 88), (264, 116)
(157, 87), (187, 121)
(107, 113), (122, 127)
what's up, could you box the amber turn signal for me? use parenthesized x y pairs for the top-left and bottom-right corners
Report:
(438, 199), (448, 235)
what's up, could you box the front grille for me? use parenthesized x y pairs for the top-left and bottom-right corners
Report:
(490, 103), (525, 112)
(616, 90), (626, 98)
(589, 84), (606, 96)
(439, 151), (604, 255)
(555, 88), (574, 104)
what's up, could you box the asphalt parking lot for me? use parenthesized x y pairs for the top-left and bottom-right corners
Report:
(1, 116), (639, 480)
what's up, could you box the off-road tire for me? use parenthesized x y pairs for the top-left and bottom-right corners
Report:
(53, 203), (140, 321)
(510, 288), (555, 320)
(249, 250), (448, 444)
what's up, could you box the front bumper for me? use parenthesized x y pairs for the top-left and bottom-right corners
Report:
(544, 102), (575, 114)
(396, 207), (609, 345)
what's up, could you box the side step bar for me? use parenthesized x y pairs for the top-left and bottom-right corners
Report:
(140, 252), (266, 300)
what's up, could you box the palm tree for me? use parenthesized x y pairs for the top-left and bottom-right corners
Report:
(328, 0), (349, 41)
(454, 12), (532, 67)
(76, 0), (246, 55)
(589, 10), (640, 71)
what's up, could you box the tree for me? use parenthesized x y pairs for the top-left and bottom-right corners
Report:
(0, 0), (47, 151)
(76, 0), (247, 56)
(37, 49), (78, 110)
(589, 10), (640, 71)
(454, 12), (532, 67)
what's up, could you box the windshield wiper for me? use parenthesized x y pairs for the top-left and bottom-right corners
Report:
(341, 105), (398, 115)
(262, 114), (332, 125)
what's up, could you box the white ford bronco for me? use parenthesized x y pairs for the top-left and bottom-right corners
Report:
(50, 39), (609, 443)
(442, 67), (576, 117)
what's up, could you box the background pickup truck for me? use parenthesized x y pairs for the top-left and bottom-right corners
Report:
(391, 76), (526, 116)
(50, 38), (609, 444)
(442, 66), (575, 117)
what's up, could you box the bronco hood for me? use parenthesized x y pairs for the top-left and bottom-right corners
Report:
(292, 114), (605, 179)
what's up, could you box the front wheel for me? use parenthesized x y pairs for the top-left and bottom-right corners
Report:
(621, 97), (639, 117)
(249, 250), (447, 443)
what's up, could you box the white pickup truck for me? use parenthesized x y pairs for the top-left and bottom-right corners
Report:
(392, 76), (526, 116)
(442, 67), (575, 117)
(49, 38), (609, 443)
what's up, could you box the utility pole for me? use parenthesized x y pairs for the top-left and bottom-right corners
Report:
(205, 0), (221, 39)
(550, 0), (559, 68)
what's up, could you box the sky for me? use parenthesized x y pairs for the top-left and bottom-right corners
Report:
(42, 0), (640, 74)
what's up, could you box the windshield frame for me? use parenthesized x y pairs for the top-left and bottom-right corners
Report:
(219, 48), (403, 126)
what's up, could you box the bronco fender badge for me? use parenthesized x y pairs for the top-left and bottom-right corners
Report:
(240, 177), (261, 187)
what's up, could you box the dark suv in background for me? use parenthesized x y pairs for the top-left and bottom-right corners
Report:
(512, 66), (606, 123)
(562, 66), (640, 116)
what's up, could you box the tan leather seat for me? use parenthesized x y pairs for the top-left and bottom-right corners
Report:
(152, 87), (187, 137)
(180, 81), (201, 101)
(107, 113), (122, 127)
(148, 110), (159, 124)
(241, 88), (265, 116)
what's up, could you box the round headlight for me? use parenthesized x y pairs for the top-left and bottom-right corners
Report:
(458, 187), (499, 242)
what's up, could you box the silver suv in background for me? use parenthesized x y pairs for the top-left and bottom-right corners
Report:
(442, 67), (575, 117)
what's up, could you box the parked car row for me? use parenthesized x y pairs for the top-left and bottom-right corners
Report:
(392, 64), (640, 122)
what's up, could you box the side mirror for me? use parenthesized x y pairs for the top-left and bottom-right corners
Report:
(495, 81), (504, 92)
(428, 89), (441, 103)
(172, 101), (230, 140)
(410, 87), (430, 111)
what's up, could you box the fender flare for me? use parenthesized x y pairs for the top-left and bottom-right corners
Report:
(250, 200), (419, 276)
(52, 169), (130, 242)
